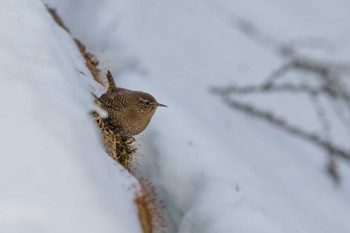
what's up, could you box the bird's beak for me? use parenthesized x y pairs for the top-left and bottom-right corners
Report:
(157, 103), (167, 107)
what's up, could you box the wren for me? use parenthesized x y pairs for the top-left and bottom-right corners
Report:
(95, 71), (167, 136)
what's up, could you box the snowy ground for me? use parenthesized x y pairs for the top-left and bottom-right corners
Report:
(0, 1), (142, 233)
(2, 0), (350, 232)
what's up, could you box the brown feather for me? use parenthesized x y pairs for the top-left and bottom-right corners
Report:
(95, 71), (166, 136)
(106, 70), (118, 93)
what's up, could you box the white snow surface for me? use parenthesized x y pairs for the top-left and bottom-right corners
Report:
(0, 1), (142, 233)
(4, 0), (350, 232)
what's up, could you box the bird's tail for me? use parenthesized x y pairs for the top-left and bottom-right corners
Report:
(106, 70), (118, 92)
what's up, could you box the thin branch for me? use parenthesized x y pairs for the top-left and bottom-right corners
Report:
(263, 62), (295, 87)
(222, 98), (350, 161)
(310, 95), (331, 141)
(212, 83), (350, 103)
(329, 99), (350, 138)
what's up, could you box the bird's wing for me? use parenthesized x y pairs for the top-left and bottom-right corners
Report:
(98, 92), (126, 111)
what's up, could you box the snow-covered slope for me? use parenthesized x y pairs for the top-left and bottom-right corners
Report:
(0, 1), (142, 232)
(6, 0), (350, 232)
(50, 1), (350, 232)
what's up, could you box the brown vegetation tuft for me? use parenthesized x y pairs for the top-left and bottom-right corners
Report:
(136, 179), (167, 233)
(47, 8), (103, 85)
(47, 8), (70, 32)
(92, 111), (136, 171)
(74, 38), (103, 85)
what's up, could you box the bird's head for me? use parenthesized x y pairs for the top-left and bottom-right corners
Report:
(123, 91), (166, 135)
(136, 92), (167, 113)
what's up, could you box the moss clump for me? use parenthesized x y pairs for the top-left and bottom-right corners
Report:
(92, 111), (136, 171)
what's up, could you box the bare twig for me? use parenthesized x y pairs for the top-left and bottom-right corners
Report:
(211, 83), (350, 103)
(310, 95), (331, 141)
(208, 5), (350, 182)
(327, 157), (341, 185)
(329, 99), (350, 138)
(222, 98), (350, 161)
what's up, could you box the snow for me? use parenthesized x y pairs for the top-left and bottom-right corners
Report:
(0, 1), (142, 233)
(3, 0), (350, 232)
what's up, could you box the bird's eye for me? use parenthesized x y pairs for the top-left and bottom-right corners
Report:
(145, 101), (150, 106)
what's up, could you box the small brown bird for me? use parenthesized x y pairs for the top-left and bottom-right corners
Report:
(95, 71), (167, 136)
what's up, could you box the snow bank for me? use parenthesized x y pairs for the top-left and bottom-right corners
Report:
(0, 1), (142, 232)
